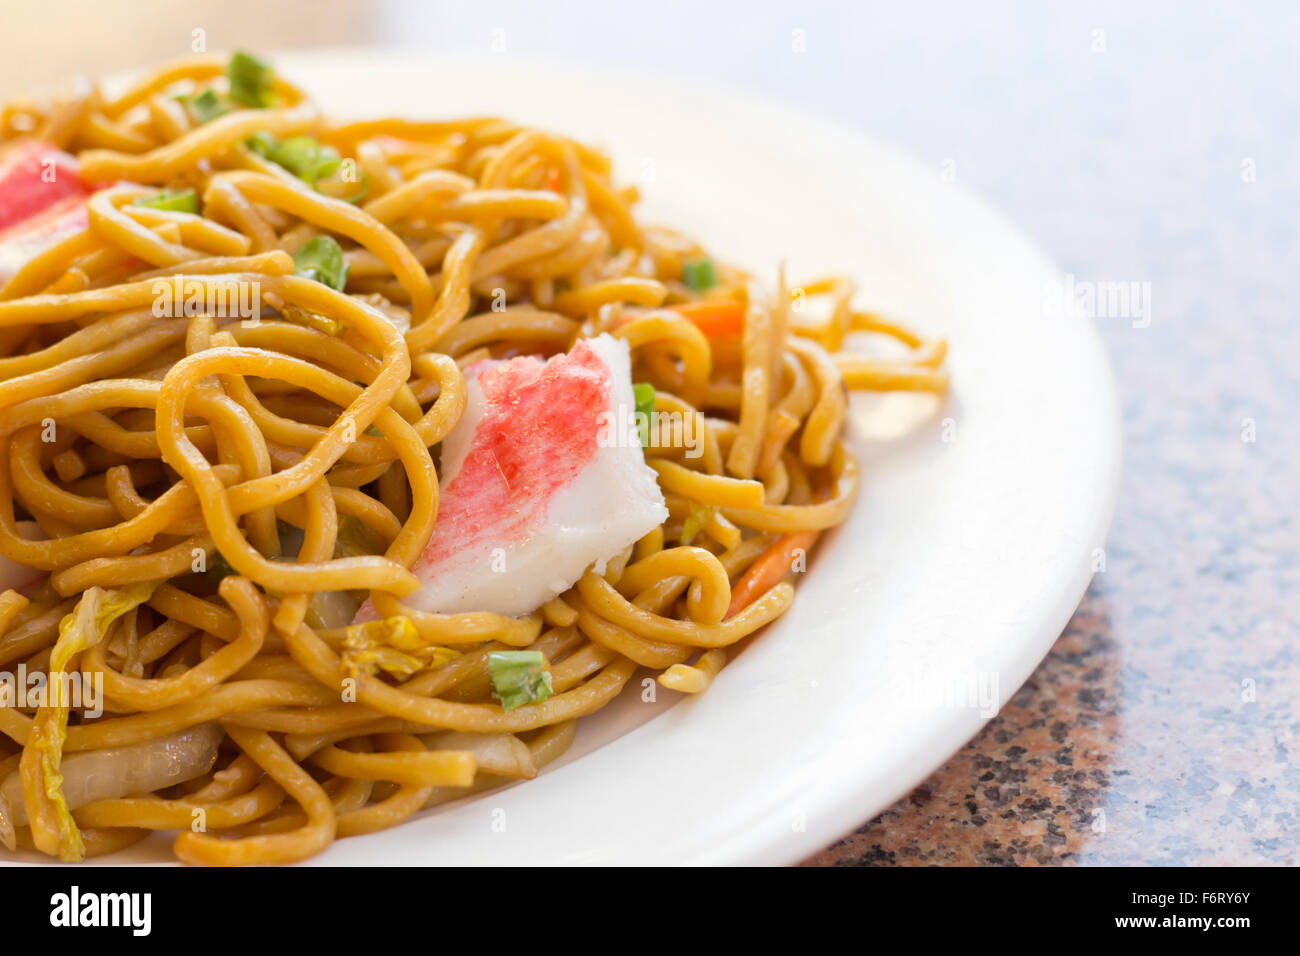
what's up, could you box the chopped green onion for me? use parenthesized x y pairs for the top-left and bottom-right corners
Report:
(245, 130), (278, 158)
(272, 135), (339, 181)
(680, 502), (713, 546)
(134, 188), (199, 214)
(227, 51), (276, 108)
(632, 382), (656, 448)
(292, 235), (348, 292)
(681, 257), (716, 291)
(246, 132), (366, 201)
(184, 87), (228, 124)
(488, 651), (553, 712)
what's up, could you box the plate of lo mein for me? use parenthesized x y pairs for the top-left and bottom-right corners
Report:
(0, 50), (1120, 865)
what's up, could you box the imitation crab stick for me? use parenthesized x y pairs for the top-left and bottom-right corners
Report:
(0, 140), (88, 229)
(0, 140), (93, 284)
(355, 334), (667, 620)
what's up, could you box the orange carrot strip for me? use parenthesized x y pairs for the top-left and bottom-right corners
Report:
(673, 300), (745, 338)
(725, 529), (821, 618)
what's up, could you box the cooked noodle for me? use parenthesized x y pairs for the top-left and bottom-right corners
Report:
(0, 54), (947, 864)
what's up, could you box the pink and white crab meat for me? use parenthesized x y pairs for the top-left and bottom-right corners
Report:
(0, 140), (92, 283)
(362, 334), (667, 619)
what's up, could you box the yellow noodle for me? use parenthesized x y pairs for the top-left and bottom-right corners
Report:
(659, 649), (727, 693)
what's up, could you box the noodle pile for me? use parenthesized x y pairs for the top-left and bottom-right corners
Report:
(0, 54), (947, 864)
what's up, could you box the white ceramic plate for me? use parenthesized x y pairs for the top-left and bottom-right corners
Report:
(8, 51), (1121, 866)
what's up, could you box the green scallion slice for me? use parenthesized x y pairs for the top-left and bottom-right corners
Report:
(681, 257), (716, 291)
(488, 651), (554, 712)
(184, 87), (228, 124)
(292, 235), (348, 293)
(134, 188), (199, 214)
(632, 382), (656, 448)
(227, 51), (276, 108)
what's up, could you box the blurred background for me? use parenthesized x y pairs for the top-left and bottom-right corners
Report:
(7, 0), (1297, 864)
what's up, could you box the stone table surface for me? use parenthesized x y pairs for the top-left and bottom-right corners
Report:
(6, 0), (1296, 867)
(793, 3), (1300, 867)
(387, 3), (1297, 865)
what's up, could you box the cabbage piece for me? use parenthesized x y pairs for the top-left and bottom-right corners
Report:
(1, 724), (221, 827)
(25, 581), (157, 861)
(305, 590), (361, 630)
(420, 731), (537, 779)
(341, 616), (458, 681)
(333, 515), (386, 559)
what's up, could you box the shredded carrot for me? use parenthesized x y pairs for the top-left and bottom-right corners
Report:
(673, 300), (745, 338)
(725, 529), (821, 618)
(545, 166), (562, 192)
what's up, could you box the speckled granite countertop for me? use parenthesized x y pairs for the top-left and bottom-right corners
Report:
(805, 4), (1300, 866)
